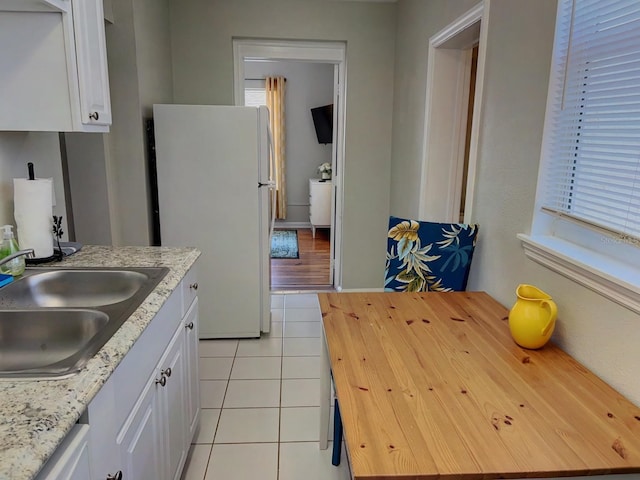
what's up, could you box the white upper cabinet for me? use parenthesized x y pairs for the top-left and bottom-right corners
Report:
(0, 0), (68, 12)
(0, 0), (111, 132)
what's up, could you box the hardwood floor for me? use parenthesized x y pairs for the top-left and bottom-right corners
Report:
(270, 228), (333, 290)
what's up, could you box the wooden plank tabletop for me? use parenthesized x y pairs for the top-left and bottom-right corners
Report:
(318, 291), (640, 480)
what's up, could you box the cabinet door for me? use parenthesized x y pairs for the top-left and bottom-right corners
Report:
(161, 323), (188, 480)
(87, 379), (123, 480)
(184, 297), (200, 442)
(117, 366), (164, 480)
(36, 425), (90, 480)
(71, 0), (111, 127)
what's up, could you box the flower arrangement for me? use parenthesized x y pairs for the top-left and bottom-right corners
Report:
(318, 162), (332, 179)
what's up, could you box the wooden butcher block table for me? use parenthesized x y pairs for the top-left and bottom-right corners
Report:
(318, 291), (640, 480)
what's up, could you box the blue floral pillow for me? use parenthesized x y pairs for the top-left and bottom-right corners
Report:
(384, 216), (479, 292)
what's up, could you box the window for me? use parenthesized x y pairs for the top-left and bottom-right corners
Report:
(244, 87), (266, 107)
(522, 0), (640, 312)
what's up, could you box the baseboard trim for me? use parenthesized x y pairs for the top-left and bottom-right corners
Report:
(274, 221), (312, 229)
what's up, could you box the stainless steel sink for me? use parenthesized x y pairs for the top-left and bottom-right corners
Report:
(0, 309), (109, 376)
(0, 268), (154, 307)
(0, 266), (169, 379)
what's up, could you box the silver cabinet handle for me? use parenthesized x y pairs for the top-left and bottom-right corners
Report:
(155, 375), (166, 387)
(162, 367), (172, 378)
(185, 321), (194, 330)
(189, 282), (198, 290)
(89, 112), (100, 121)
(106, 472), (122, 480)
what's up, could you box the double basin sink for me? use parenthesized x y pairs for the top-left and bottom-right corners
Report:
(0, 267), (168, 379)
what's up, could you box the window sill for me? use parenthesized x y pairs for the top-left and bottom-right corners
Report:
(518, 234), (640, 315)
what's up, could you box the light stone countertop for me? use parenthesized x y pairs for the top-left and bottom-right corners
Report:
(0, 245), (201, 480)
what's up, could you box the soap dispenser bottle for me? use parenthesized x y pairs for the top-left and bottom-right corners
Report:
(0, 224), (25, 276)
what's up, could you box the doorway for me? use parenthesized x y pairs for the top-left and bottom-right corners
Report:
(419, 3), (486, 223)
(233, 39), (346, 291)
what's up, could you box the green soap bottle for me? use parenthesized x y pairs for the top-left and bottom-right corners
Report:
(0, 224), (25, 276)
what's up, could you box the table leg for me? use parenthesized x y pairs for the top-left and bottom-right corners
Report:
(319, 329), (331, 450)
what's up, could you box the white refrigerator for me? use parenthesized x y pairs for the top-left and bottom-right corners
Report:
(153, 104), (273, 338)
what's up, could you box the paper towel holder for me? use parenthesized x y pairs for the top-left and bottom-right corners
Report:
(24, 215), (65, 265)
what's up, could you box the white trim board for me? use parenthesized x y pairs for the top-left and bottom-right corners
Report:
(419, 2), (487, 224)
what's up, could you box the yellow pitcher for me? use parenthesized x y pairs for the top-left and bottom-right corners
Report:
(508, 284), (557, 349)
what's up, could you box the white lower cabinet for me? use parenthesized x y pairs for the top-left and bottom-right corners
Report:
(118, 320), (185, 480)
(161, 322), (188, 480)
(36, 425), (91, 480)
(184, 297), (200, 443)
(75, 267), (199, 480)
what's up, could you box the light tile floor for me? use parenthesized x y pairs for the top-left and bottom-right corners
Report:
(181, 293), (351, 480)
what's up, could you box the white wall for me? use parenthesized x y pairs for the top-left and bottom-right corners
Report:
(0, 132), (68, 245)
(391, 0), (640, 407)
(390, 0), (478, 219)
(169, 0), (396, 289)
(64, 132), (112, 244)
(244, 60), (334, 224)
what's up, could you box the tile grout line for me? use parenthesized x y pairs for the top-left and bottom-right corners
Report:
(276, 299), (287, 480)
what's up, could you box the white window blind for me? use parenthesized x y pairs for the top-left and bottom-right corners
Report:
(542, 0), (640, 240)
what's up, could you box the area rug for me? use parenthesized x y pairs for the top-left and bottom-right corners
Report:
(271, 230), (299, 259)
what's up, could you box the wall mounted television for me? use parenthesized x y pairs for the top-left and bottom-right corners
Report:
(310, 104), (333, 144)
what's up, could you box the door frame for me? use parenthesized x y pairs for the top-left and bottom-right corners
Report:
(419, 2), (487, 223)
(233, 38), (347, 290)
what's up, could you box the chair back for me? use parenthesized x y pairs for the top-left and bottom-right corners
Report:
(385, 216), (479, 292)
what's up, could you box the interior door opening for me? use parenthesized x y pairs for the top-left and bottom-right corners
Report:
(419, 3), (485, 224)
(233, 39), (346, 292)
(459, 44), (478, 222)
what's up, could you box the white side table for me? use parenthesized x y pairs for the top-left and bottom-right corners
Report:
(309, 179), (332, 238)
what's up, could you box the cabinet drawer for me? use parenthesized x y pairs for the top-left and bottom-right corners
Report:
(181, 265), (198, 316)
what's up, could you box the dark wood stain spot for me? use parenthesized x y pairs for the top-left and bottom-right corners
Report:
(358, 387), (369, 391)
(422, 319), (431, 323)
(410, 394), (414, 398)
(635, 416), (640, 421)
(388, 316), (393, 319)
(348, 312), (359, 319)
(362, 357), (366, 361)
(519, 404), (525, 408)
(461, 389), (467, 394)
(406, 320), (414, 325)
(330, 304), (339, 309)
(428, 387), (434, 391)
(389, 444), (395, 449)
(504, 420), (512, 425)
(608, 412), (615, 418)
(337, 358), (342, 361)
(321, 312), (328, 317)
(505, 415), (513, 421)
(501, 316), (509, 321)
(492, 423), (499, 431)
(387, 388), (392, 392)
(390, 305), (396, 309)
(612, 438), (627, 459)
(450, 317), (465, 322)
(522, 356), (531, 364)
(463, 350), (470, 354)
(367, 303), (372, 306)
(360, 444), (366, 448)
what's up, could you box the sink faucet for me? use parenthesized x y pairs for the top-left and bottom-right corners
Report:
(0, 249), (35, 267)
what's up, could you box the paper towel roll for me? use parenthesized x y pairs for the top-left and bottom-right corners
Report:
(14, 178), (53, 258)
